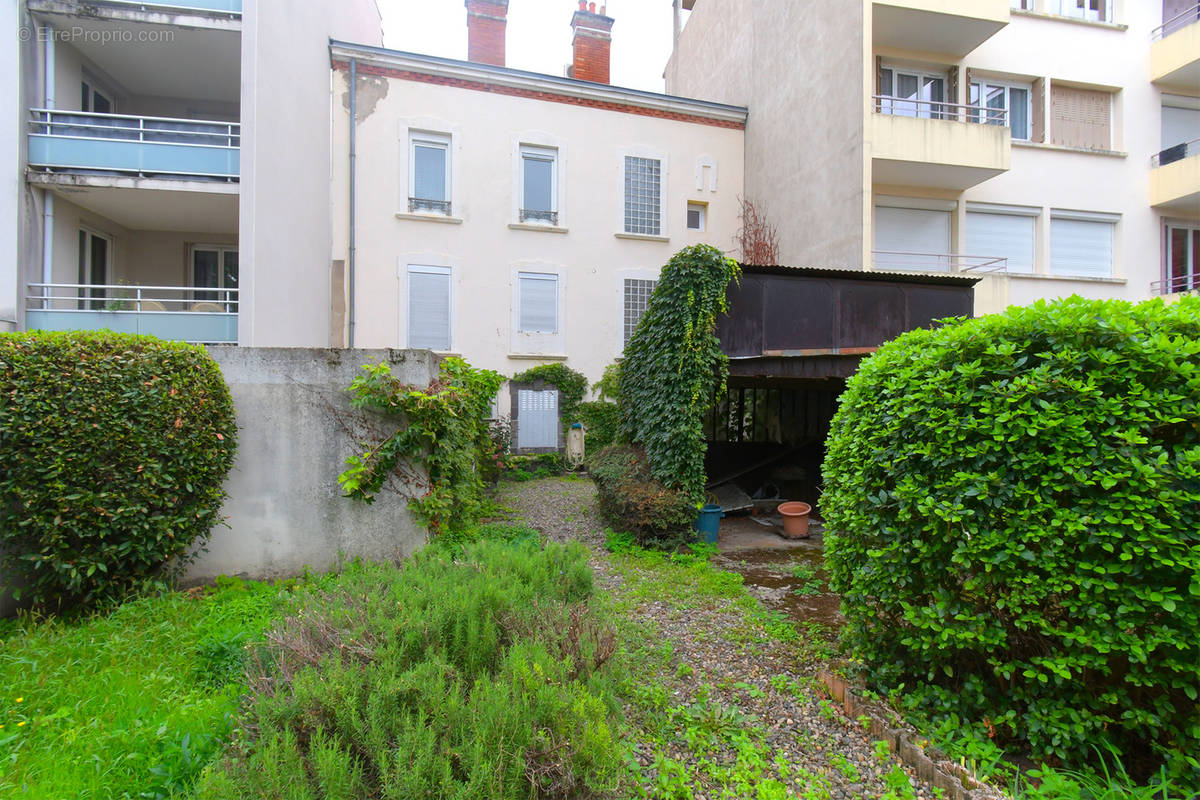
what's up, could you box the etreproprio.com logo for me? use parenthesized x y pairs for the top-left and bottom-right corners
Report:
(19, 26), (177, 45)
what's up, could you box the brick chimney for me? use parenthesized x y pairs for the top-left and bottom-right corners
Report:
(570, 1), (614, 84)
(465, 0), (509, 67)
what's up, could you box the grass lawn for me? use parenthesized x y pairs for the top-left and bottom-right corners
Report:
(0, 576), (301, 799)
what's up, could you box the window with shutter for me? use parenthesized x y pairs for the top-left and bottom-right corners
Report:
(966, 208), (1038, 274)
(520, 145), (557, 224)
(518, 272), (558, 334)
(1050, 213), (1116, 278)
(1050, 86), (1112, 150)
(407, 266), (451, 350)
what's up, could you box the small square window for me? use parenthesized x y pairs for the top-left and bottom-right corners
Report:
(686, 202), (707, 231)
(409, 132), (451, 214)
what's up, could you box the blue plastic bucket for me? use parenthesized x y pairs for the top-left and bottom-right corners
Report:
(694, 503), (724, 544)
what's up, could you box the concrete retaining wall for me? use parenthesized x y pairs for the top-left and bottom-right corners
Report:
(188, 347), (436, 584)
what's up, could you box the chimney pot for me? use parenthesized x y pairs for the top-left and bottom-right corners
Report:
(465, 0), (509, 67)
(570, 2), (614, 84)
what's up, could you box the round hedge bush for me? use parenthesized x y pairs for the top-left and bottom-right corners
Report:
(0, 331), (237, 609)
(821, 296), (1200, 780)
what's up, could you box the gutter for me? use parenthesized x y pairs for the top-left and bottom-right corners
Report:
(348, 57), (357, 348)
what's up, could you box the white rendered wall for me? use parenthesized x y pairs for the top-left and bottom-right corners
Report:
(329, 71), (744, 393)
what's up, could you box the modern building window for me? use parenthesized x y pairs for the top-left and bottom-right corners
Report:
(970, 81), (1031, 139)
(1050, 85), (1112, 150)
(1050, 212), (1116, 278)
(879, 66), (947, 119)
(686, 202), (707, 231)
(1160, 97), (1200, 165)
(965, 206), (1038, 274)
(518, 272), (558, 334)
(77, 229), (109, 309)
(409, 131), (451, 214)
(407, 265), (451, 351)
(519, 145), (557, 224)
(624, 156), (662, 236)
(192, 245), (239, 306)
(623, 278), (657, 346)
(1165, 224), (1200, 294)
(81, 81), (112, 114)
(1057, 0), (1110, 22)
(874, 202), (952, 271)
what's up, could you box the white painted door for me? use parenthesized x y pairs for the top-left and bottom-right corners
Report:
(517, 389), (559, 450)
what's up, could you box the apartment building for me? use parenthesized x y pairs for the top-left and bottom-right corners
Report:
(666, 0), (1200, 313)
(327, 3), (746, 389)
(3, 0), (384, 343)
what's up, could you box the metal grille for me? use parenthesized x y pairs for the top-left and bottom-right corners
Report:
(623, 279), (657, 346)
(516, 389), (559, 450)
(624, 156), (661, 236)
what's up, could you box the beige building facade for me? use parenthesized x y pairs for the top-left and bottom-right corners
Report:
(667, 0), (1200, 313)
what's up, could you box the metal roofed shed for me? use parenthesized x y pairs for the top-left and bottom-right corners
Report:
(706, 264), (979, 529)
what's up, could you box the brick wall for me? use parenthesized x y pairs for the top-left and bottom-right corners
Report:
(466, 0), (508, 67)
(571, 8), (614, 85)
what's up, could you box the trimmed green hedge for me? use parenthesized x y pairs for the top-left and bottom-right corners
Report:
(0, 331), (237, 609)
(821, 296), (1200, 781)
(589, 445), (696, 549)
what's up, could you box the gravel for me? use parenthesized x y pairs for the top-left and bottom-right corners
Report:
(499, 477), (945, 800)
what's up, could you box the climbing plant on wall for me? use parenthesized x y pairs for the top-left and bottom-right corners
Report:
(619, 244), (741, 501)
(339, 357), (504, 536)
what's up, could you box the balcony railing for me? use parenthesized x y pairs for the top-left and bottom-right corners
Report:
(1152, 137), (1200, 167)
(28, 109), (239, 180)
(408, 197), (451, 215)
(1151, 275), (1200, 295)
(94, 0), (242, 13)
(873, 95), (1009, 125)
(1153, 2), (1200, 39)
(873, 251), (1009, 273)
(519, 209), (559, 225)
(26, 283), (238, 344)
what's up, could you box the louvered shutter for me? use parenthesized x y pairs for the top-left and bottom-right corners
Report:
(1051, 85), (1111, 150)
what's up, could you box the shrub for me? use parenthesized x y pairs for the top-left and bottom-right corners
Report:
(821, 296), (1200, 783)
(589, 445), (697, 549)
(0, 330), (237, 609)
(198, 544), (624, 799)
(339, 356), (504, 536)
(578, 400), (621, 454)
(620, 245), (740, 501)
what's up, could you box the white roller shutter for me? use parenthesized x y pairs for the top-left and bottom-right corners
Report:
(518, 272), (558, 333)
(1050, 216), (1114, 278)
(874, 206), (952, 271)
(965, 210), (1036, 273)
(407, 266), (450, 350)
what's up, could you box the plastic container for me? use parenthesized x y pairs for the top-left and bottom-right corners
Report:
(694, 503), (724, 544)
(777, 501), (812, 539)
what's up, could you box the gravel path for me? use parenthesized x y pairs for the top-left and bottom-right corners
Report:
(498, 477), (942, 800)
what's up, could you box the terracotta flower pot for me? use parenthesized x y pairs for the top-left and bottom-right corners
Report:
(777, 501), (812, 539)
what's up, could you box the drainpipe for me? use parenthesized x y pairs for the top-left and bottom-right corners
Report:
(41, 24), (55, 304)
(347, 58), (357, 349)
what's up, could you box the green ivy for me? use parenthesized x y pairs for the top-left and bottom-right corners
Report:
(619, 245), (740, 501)
(339, 357), (504, 536)
(821, 296), (1200, 785)
(0, 330), (237, 610)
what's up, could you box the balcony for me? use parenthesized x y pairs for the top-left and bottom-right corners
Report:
(25, 284), (238, 344)
(28, 110), (239, 182)
(871, 98), (1011, 190)
(872, 0), (1009, 57)
(1150, 138), (1200, 212)
(1151, 3), (1200, 89)
(872, 251), (1008, 273)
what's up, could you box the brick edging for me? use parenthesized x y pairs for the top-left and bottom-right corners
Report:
(818, 670), (1009, 800)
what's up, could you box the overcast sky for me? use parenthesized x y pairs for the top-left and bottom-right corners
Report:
(379, 0), (689, 93)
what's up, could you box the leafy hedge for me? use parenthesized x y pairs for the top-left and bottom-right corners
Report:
(578, 401), (621, 454)
(589, 445), (696, 549)
(198, 542), (624, 799)
(821, 296), (1200, 782)
(619, 245), (740, 501)
(0, 330), (237, 609)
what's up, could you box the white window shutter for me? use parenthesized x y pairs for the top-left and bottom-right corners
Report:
(966, 212), (1036, 273)
(408, 268), (451, 350)
(519, 274), (557, 333)
(1050, 218), (1114, 277)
